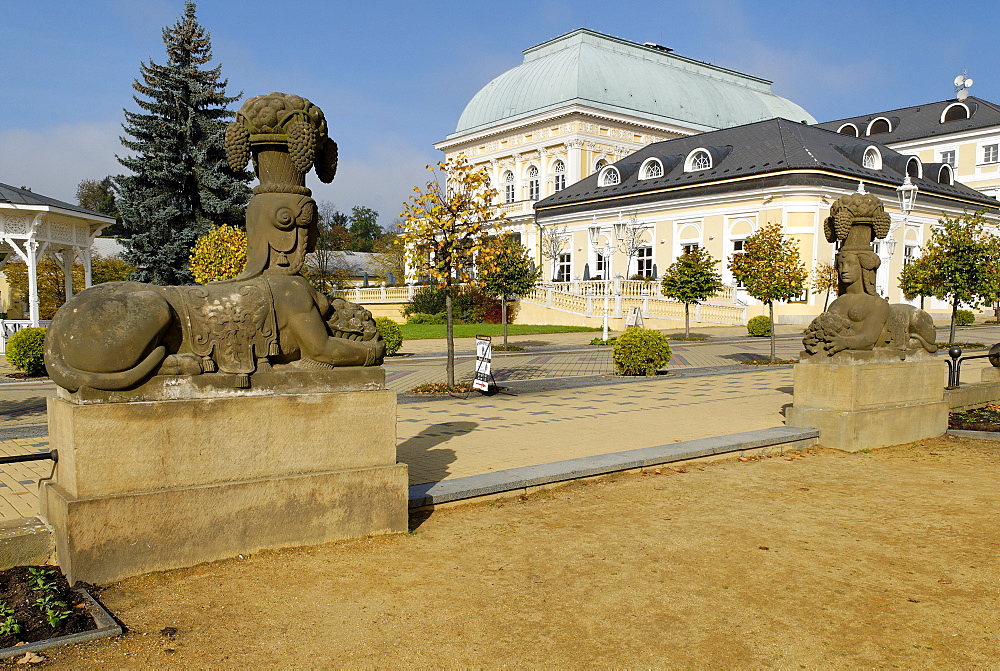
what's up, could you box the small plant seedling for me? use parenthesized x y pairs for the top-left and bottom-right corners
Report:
(0, 611), (21, 636)
(27, 568), (58, 593)
(35, 595), (72, 629)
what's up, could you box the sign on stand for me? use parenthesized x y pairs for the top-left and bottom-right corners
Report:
(473, 335), (492, 392)
(625, 306), (644, 328)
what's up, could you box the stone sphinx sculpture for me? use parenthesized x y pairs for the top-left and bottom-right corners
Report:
(45, 92), (384, 393)
(802, 191), (937, 358)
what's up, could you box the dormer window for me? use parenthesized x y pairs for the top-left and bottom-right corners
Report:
(862, 147), (882, 170)
(594, 159), (607, 174)
(837, 123), (859, 137)
(941, 102), (971, 123)
(937, 164), (954, 185)
(866, 117), (892, 135)
(685, 149), (712, 172)
(598, 166), (620, 186)
(640, 158), (664, 179)
(906, 156), (922, 179)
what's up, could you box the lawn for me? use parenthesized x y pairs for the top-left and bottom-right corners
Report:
(399, 323), (601, 340)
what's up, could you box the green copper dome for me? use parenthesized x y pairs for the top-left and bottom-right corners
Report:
(449, 29), (815, 139)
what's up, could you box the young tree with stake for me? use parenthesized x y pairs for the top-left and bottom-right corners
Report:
(660, 247), (724, 338)
(400, 156), (503, 386)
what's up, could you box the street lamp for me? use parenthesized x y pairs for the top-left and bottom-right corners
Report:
(588, 219), (626, 341)
(896, 174), (918, 223)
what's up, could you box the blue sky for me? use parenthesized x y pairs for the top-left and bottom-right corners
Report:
(1, 0), (997, 226)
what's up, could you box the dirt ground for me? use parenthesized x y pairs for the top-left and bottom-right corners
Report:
(20, 436), (1000, 668)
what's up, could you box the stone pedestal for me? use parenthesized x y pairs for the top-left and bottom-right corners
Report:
(785, 353), (948, 452)
(40, 372), (407, 584)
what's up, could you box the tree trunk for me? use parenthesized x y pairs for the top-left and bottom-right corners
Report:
(950, 297), (958, 346)
(445, 288), (455, 387)
(501, 296), (509, 348)
(823, 287), (830, 311)
(768, 302), (776, 362)
(684, 302), (690, 338)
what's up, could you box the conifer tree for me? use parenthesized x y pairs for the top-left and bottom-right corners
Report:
(114, 1), (251, 285)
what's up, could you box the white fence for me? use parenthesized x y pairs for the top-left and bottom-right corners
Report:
(333, 280), (747, 326)
(0, 320), (52, 354)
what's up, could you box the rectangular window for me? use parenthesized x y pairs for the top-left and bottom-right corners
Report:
(554, 174), (566, 192)
(529, 180), (539, 201)
(732, 240), (745, 288)
(941, 150), (957, 168)
(636, 247), (653, 277)
(985, 144), (999, 164)
(555, 253), (571, 282)
(681, 243), (699, 254)
(904, 245), (917, 266)
(595, 253), (606, 280)
(504, 184), (515, 204)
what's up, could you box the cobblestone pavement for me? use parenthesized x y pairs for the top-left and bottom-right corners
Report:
(0, 323), (992, 521)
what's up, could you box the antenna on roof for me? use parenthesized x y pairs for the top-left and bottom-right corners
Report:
(954, 71), (974, 101)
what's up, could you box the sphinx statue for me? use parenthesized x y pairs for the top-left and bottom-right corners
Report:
(45, 92), (384, 392)
(802, 191), (937, 358)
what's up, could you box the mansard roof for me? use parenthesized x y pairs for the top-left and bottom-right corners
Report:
(815, 96), (1000, 143)
(535, 118), (999, 214)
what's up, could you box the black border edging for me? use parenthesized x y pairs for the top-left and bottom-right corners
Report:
(0, 588), (122, 660)
(947, 429), (1000, 440)
(408, 426), (819, 508)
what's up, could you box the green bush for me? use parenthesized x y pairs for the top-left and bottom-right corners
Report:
(402, 286), (447, 318)
(407, 312), (447, 325)
(374, 317), (403, 355)
(6, 327), (47, 376)
(956, 309), (975, 326)
(612, 327), (671, 376)
(402, 286), (504, 323)
(747, 315), (771, 337)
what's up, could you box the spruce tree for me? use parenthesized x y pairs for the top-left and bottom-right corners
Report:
(114, 1), (251, 285)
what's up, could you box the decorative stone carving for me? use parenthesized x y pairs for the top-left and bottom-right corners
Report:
(801, 192), (937, 358)
(45, 92), (384, 393)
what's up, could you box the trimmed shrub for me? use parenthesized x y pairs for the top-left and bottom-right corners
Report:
(407, 312), (447, 325)
(956, 309), (975, 326)
(613, 327), (671, 376)
(402, 286), (447, 318)
(747, 315), (771, 337)
(6, 327), (47, 376)
(374, 317), (403, 355)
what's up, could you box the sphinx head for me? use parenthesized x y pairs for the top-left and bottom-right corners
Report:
(238, 193), (318, 278)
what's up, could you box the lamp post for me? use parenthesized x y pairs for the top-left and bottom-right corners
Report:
(588, 218), (627, 341)
(890, 174), (918, 298)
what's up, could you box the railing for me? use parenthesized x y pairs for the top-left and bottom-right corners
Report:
(0, 320), (52, 354)
(524, 288), (746, 325)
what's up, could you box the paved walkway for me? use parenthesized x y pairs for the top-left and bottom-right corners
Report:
(0, 323), (994, 522)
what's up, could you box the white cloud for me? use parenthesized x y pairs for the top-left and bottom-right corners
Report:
(0, 122), (123, 203)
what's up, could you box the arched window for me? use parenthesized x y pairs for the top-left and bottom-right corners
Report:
(685, 149), (712, 172)
(503, 171), (515, 204)
(941, 103), (971, 123)
(838, 123), (859, 137)
(598, 166), (620, 187)
(862, 147), (882, 170)
(866, 117), (892, 135)
(640, 158), (663, 179)
(595, 159), (607, 174)
(527, 165), (540, 200)
(553, 161), (566, 192)
(938, 164), (954, 185)
(906, 156), (922, 179)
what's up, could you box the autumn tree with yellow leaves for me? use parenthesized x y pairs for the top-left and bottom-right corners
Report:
(400, 156), (504, 386)
(188, 224), (247, 284)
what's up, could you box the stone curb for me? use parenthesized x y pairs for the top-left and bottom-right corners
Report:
(947, 429), (1000, 440)
(408, 426), (819, 508)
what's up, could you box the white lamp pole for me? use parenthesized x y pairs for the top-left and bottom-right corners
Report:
(589, 220), (626, 341)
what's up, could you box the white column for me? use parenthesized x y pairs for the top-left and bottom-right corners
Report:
(26, 240), (40, 326)
(567, 140), (583, 186)
(81, 245), (93, 288)
(514, 153), (524, 202)
(62, 249), (74, 301)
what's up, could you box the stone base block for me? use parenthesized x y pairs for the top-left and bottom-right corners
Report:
(982, 367), (1000, 383)
(945, 382), (1000, 411)
(786, 401), (948, 452)
(41, 463), (408, 585)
